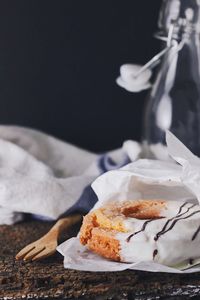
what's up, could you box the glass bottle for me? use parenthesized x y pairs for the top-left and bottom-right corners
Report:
(142, 0), (200, 159)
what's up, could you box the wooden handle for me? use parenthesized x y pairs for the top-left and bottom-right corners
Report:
(49, 214), (82, 237)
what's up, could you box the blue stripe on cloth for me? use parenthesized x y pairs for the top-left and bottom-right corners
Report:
(32, 153), (130, 220)
(98, 154), (130, 173)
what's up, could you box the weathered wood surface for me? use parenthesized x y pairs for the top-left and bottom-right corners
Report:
(1, 221), (200, 300)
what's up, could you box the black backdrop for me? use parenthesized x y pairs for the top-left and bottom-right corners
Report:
(0, 0), (161, 152)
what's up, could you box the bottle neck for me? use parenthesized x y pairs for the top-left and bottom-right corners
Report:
(157, 0), (200, 42)
(173, 21), (200, 42)
(155, 20), (200, 45)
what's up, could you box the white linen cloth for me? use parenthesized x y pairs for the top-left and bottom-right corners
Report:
(0, 125), (140, 225)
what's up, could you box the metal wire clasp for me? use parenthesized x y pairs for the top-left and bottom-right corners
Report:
(134, 24), (176, 79)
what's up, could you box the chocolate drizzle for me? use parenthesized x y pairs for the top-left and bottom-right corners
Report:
(126, 219), (156, 242)
(126, 202), (200, 244)
(153, 249), (158, 260)
(189, 258), (194, 265)
(127, 202), (190, 242)
(154, 203), (197, 241)
(155, 208), (200, 241)
(177, 201), (189, 215)
(192, 224), (200, 241)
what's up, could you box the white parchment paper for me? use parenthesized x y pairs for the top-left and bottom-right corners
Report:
(57, 132), (200, 273)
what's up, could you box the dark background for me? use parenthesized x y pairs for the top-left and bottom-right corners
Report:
(0, 0), (161, 152)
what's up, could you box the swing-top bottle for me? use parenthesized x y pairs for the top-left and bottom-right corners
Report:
(142, 0), (200, 158)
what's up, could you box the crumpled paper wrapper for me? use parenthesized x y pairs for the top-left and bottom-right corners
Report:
(57, 131), (200, 273)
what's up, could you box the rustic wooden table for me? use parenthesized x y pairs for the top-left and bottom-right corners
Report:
(1, 220), (200, 300)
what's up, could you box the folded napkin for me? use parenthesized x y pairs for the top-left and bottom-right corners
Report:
(0, 125), (141, 225)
